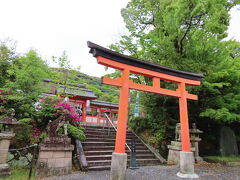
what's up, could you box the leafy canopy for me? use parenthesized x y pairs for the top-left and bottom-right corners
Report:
(109, 0), (240, 148)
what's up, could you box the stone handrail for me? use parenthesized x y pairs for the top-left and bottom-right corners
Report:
(104, 113), (131, 152)
(75, 139), (88, 170)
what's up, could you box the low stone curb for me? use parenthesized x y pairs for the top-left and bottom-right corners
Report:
(203, 157), (240, 167)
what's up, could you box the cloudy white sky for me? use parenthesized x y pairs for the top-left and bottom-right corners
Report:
(0, 1), (239, 77)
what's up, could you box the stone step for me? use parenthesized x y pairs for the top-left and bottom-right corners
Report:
(84, 149), (152, 156)
(82, 141), (144, 147)
(83, 144), (148, 151)
(82, 125), (162, 171)
(84, 127), (116, 131)
(87, 162), (161, 171)
(84, 133), (136, 139)
(83, 127), (133, 132)
(82, 125), (115, 129)
(85, 138), (141, 143)
(87, 165), (111, 171)
(83, 145), (148, 151)
(87, 159), (160, 167)
(84, 131), (134, 136)
(87, 160), (111, 167)
(84, 130), (134, 136)
(86, 154), (156, 161)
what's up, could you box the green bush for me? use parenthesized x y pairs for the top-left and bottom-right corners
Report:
(14, 119), (33, 146)
(129, 116), (151, 133)
(67, 124), (85, 141)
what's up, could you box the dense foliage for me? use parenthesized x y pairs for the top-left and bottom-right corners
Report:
(110, 0), (240, 155)
(0, 40), (118, 148)
(67, 124), (86, 141)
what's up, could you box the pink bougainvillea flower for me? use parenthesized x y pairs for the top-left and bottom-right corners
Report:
(54, 102), (81, 122)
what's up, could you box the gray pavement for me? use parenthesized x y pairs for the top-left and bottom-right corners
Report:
(45, 164), (240, 180)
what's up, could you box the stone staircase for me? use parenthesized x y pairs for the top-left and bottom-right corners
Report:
(81, 125), (162, 171)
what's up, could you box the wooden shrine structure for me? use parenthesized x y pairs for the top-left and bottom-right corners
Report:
(43, 79), (119, 125)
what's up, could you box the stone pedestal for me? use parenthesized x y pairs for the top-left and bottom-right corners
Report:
(168, 141), (195, 164)
(0, 132), (15, 176)
(177, 151), (199, 178)
(193, 141), (203, 162)
(36, 137), (74, 177)
(110, 152), (127, 180)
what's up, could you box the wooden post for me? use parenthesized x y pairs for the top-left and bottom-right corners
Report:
(178, 82), (191, 152)
(114, 69), (130, 153)
(82, 101), (87, 123)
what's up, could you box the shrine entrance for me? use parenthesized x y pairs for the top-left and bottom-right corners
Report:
(87, 41), (203, 179)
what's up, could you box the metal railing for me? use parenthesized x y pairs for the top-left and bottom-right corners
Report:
(104, 113), (131, 152)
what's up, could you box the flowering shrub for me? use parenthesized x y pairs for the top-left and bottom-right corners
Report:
(0, 89), (12, 113)
(54, 102), (80, 122)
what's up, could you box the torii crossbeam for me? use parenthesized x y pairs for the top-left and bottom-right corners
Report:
(87, 41), (203, 179)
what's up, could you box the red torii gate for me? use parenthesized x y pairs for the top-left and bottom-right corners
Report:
(88, 41), (203, 179)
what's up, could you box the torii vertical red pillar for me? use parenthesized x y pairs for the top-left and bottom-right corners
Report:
(114, 69), (130, 153)
(87, 41), (203, 179)
(178, 82), (191, 152)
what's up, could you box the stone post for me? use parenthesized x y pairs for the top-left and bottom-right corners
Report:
(36, 137), (74, 177)
(177, 151), (199, 178)
(0, 132), (15, 176)
(110, 152), (127, 180)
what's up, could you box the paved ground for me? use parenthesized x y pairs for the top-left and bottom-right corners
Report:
(45, 163), (240, 180)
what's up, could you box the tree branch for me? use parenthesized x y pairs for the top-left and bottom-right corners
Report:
(179, 16), (193, 55)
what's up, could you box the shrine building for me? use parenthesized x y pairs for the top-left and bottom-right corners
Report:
(42, 79), (119, 125)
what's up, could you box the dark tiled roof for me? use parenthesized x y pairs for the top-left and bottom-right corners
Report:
(91, 100), (118, 108)
(57, 87), (96, 98)
(44, 79), (86, 88)
(88, 41), (203, 81)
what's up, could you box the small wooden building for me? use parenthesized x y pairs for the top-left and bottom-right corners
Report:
(43, 79), (118, 125)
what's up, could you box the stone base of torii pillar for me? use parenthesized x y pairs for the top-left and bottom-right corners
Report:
(110, 153), (127, 180)
(177, 151), (199, 179)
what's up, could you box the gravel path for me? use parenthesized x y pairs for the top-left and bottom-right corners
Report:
(45, 163), (240, 180)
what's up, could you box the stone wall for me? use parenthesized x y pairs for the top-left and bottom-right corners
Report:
(36, 137), (74, 177)
(0, 133), (15, 176)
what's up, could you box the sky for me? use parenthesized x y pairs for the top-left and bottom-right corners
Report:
(0, 1), (239, 77)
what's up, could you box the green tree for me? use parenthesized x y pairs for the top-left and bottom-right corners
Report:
(110, 0), (240, 153)
(6, 50), (50, 95)
(52, 51), (82, 95)
(1, 49), (52, 120)
(0, 40), (17, 87)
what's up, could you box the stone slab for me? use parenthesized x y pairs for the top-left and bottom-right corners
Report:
(204, 157), (240, 167)
(54, 158), (72, 168)
(110, 152), (127, 180)
(40, 145), (74, 151)
(36, 141), (73, 177)
(0, 139), (11, 164)
(39, 151), (53, 159)
(65, 151), (72, 158)
(226, 161), (240, 167)
(220, 127), (238, 156)
(177, 151), (198, 178)
(0, 133), (14, 140)
(0, 163), (10, 176)
(52, 151), (66, 158)
(168, 149), (180, 164)
(177, 172), (199, 178)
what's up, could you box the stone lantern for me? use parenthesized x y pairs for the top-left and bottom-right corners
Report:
(167, 123), (203, 164)
(190, 123), (203, 162)
(0, 109), (20, 176)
